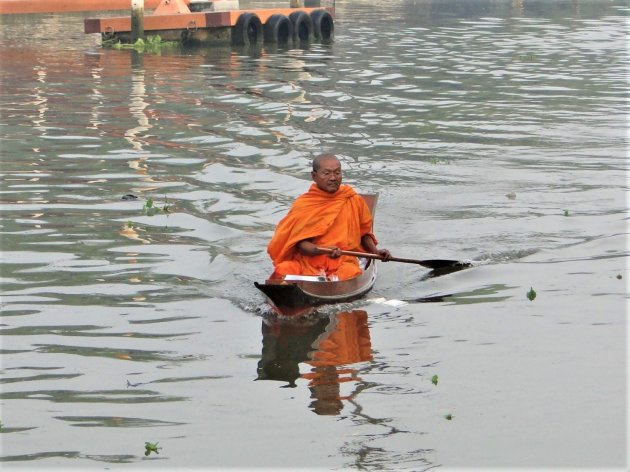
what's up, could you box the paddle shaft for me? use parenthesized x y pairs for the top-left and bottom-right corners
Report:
(316, 247), (469, 270)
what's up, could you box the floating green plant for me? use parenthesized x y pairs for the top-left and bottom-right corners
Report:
(143, 197), (155, 216)
(162, 196), (171, 214)
(103, 35), (179, 53)
(143, 196), (171, 216)
(144, 441), (161, 456)
(444, 413), (453, 420)
(563, 209), (569, 216)
(431, 374), (439, 386)
(526, 287), (536, 301)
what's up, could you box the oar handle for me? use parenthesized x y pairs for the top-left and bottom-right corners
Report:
(318, 247), (414, 264)
(316, 247), (470, 270)
(318, 247), (385, 260)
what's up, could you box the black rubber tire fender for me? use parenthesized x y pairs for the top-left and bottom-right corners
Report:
(232, 12), (263, 46)
(289, 11), (314, 42)
(310, 9), (334, 41)
(263, 14), (293, 43)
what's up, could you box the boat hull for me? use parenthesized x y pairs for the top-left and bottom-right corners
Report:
(255, 260), (377, 316)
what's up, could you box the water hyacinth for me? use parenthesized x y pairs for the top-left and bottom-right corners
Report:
(527, 287), (537, 301)
(144, 441), (162, 456)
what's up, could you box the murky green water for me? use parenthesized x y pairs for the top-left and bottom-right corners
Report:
(1, 0), (627, 469)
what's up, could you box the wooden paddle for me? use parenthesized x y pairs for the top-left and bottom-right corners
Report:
(316, 247), (471, 270)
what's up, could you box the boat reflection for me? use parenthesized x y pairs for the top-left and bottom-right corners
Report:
(256, 310), (372, 415)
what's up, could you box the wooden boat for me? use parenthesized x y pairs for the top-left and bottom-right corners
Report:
(255, 194), (379, 316)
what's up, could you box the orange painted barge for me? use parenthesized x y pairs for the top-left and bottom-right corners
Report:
(0, 0), (166, 15)
(0, 0), (335, 46)
(86, 5), (335, 46)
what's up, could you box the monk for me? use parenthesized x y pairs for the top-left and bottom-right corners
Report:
(267, 154), (391, 280)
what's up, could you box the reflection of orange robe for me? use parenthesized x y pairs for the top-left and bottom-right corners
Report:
(308, 310), (373, 368)
(268, 184), (376, 280)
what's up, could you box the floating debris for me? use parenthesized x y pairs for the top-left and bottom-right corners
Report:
(104, 35), (179, 53)
(526, 287), (537, 301)
(144, 441), (161, 456)
(143, 196), (170, 216)
(368, 297), (408, 307)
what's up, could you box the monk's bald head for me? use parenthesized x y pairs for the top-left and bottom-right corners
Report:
(312, 154), (340, 172)
(311, 154), (342, 193)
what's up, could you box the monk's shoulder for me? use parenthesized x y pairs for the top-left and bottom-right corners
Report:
(348, 189), (368, 206)
(291, 191), (313, 209)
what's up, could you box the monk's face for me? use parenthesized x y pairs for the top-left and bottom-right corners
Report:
(312, 158), (342, 193)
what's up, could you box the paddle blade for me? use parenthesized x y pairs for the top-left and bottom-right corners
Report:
(419, 263), (472, 280)
(409, 259), (472, 270)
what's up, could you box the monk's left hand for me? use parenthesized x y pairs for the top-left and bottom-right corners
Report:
(377, 248), (392, 261)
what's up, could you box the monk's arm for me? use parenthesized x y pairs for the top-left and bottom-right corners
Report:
(361, 234), (392, 261)
(297, 239), (342, 258)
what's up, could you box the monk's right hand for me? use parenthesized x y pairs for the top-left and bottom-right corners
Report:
(327, 246), (342, 259)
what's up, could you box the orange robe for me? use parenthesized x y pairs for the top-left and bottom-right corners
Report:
(267, 184), (377, 280)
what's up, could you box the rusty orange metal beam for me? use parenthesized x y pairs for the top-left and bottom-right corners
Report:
(0, 0), (176, 15)
(84, 7), (333, 33)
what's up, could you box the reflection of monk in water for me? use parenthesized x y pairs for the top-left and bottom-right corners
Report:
(302, 310), (372, 415)
(256, 310), (372, 415)
(256, 315), (329, 388)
